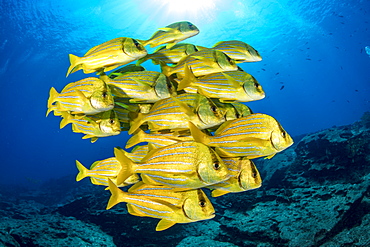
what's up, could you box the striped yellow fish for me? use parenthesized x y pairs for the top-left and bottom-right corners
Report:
(125, 129), (193, 149)
(213, 40), (262, 63)
(107, 180), (215, 231)
(47, 77), (114, 116)
(178, 68), (265, 102)
(75, 158), (139, 187)
(66, 37), (147, 77)
(100, 71), (177, 103)
(128, 93), (225, 134)
(138, 21), (199, 49)
(137, 43), (203, 65)
(189, 113), (294, 159)
(114, 141), (230, 189)
(161, 49), (238, 78)
(61, 110), (121, 143)
(206, 157), (262, 197)
(108, 64), (146, 79)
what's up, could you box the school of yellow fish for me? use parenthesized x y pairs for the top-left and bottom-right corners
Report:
(47, 21), (294, 231)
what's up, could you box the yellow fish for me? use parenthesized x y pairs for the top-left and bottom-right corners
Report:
(125, 129), (193, 149)
(108, 64), (146, 79)
(189, 113), (294, 159)
(100, 71), (177, 103)
(66, 37), (147, 77)
(213, 40), (262, 63)
(107, 180), (215, 231)
(114, 141), (230, 189)
(161, 49), (238, 78)
(178, 67), (265, 102)
(61, 110), (121, 143)
(128, 93), (225, 134)
(47, 77), (114, 116)
(207, 157), (262, 197)
(75, 158), (139, 187)
(138, 21), (199, 49)
(137, 43), (203, 65)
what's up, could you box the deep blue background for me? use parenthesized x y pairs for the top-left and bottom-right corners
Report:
(1, 0), (369, 185)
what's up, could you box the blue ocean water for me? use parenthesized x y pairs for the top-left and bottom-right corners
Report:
(0, 0), (369, 185)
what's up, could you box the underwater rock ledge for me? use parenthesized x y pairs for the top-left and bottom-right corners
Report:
(1, 112), (370, 247)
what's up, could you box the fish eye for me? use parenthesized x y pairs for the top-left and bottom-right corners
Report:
(254, 82), (259, 88)
(281, 131), (286, 138)
(213, 162), (220, 170)
(199, 200), (207, 207)
(109, 119), (115, 124)
(210, 105), (217, 112)
(252, 171), (257, 178)
(133, 39), (142, 49)
(102, 92), (108, 98)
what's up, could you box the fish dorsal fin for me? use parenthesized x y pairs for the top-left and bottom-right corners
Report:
(211, 189), (230, 197)
(156, 219), (176, 231)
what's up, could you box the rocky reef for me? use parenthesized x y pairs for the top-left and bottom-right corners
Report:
(1, 112), (370, 247)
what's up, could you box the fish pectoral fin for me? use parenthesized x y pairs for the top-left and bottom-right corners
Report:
(114, 102), (137, 112)
(211, 189), (230, 197)
(264, 154), (275, 159)
(171, 97), (196, 120)
(130, 77), (153, 88)
(156, 219), (176, 231)
(165, 42), (177, 49)
(221, 72), (241, 88)
(157, 27), (176, 32)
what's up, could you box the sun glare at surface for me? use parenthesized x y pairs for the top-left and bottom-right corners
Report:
(138, 0), (225, 24)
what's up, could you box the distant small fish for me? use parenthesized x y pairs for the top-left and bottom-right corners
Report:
(355, 90), (359, 92)
(275, 72), (279, 75)
(280, 85), (285, 90)
(340, 66), (343, 70)
(261, 68), (266, 71)
(306, 58), (311, 60)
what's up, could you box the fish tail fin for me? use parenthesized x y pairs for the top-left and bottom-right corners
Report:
(128, 113), (145, 135)
(114, 147), (135, 185)
(46, 87), (59, 115)
(159, 61), (172, 77)
(177, 64), (197, 91)
(137, 39), (148, 46)
(126, 129), (146, 148)
(107, 179), (127, 210)
(188, 121), (211, 145)
(66, 54), (81, 77)
(60, 111), (73, 129)
(75, 160), (89, 181)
